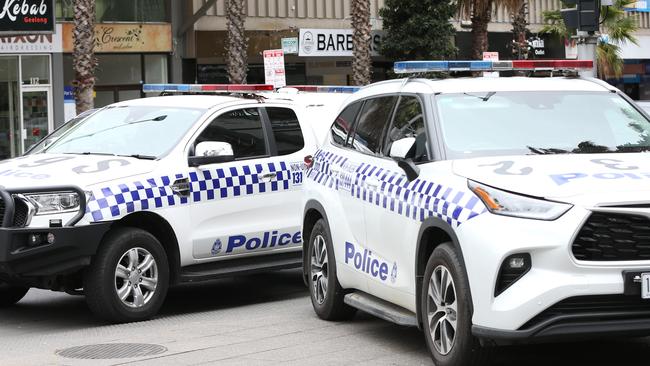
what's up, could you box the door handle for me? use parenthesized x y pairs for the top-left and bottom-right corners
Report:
(365, 177), (381, 189)
(259, 172), (277, 182)
(171, 178), (190, 197)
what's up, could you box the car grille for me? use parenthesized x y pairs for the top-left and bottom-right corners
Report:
(572, 212), (650, 261)
(520, 295), (650, 330)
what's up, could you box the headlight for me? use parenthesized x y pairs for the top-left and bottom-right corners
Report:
(468, 181), (571, 220)
(24, 192), (81, 215)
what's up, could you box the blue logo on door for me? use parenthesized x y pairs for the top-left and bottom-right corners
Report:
(211, 239), (222, 255)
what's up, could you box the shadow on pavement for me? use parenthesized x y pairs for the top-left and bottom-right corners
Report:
(0, 269), (307, 332)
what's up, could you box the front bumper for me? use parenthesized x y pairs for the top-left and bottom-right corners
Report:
(0, 223), (111, 280)
(458, 205), (650, 341)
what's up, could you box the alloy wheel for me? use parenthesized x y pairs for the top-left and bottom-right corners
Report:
(427, 265), (458, 355)
(114, 247), (159, 308)
(310, 234), (329, 305)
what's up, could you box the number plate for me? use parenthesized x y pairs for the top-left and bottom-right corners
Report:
(643, 273), (650, 299)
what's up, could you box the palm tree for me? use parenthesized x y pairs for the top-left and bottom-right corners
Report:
(458, 0), (494, 60)
(72, 0), (96, 114)
(505, 0), (529, 59)
(225, 0), (247, 84)
(459, 0), (526, 60)
(542, 0), (638, 78)
(351, 0), (372, 85)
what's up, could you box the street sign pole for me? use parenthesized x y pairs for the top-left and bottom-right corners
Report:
(575, 31), (598, 77)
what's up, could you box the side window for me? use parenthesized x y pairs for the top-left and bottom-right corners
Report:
(195, 108), (267, 159)
(385, 96), (428, 162)
(331, 102), (362, 146)
(266, 107), (304, 156)
(351, 96), (398, 155)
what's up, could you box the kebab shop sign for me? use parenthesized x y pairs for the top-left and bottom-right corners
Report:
(0, 0), (55, 34)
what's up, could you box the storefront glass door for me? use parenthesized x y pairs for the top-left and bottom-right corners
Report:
(0, 56), (20, 160)
(21, 89), (52, 153)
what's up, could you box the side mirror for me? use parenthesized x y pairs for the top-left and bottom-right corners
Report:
(389, 137), (416, 159)
(188, 141), (235, 167)
(390, 138), (420, 181)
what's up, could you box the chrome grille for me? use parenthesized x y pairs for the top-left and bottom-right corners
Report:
(572, 212), (650, 261)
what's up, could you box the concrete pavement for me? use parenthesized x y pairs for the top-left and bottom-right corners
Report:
(0, 269), (647, 366)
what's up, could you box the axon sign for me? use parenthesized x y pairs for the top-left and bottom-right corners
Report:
(0, 0), (54, 34)
(299, 29), (383, 57)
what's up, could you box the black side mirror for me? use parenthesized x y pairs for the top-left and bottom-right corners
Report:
(396, 158), (420, 182)
(188, 155), (235, 167)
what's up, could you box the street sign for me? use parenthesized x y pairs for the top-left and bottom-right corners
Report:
(263, 49), (286, 89)
(0, 0), (55, 34)
(281, 37), (298, 54)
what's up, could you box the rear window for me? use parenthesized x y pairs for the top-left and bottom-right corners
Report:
(266, 107), (304, 156)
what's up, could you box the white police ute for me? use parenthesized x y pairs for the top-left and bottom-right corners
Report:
(301, 60), (650, 365)
(0, 83), (353, 323)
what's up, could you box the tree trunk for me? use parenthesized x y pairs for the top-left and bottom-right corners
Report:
(511, 0), (529, 60)
(351, 0), (372, 86)
(471, 0), (493, 60)
(72, 0), (96, 114)
(226, 0), (247, 84)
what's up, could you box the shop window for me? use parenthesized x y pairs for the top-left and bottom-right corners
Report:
(95, 55), (142, 85)
(145, 55), (168, 84)
(56, 0), (168, 22)
(21, 56), (50, 85)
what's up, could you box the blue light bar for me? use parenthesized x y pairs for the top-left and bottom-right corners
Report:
(394, 61), (448, 74)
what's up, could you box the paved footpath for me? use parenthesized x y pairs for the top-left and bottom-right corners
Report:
(0, 269), (648, 366)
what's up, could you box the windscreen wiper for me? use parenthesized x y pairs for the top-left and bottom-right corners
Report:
(463, 92), (496, 102)
(526, 146), (571, 155)
(119, 154), (157, 160)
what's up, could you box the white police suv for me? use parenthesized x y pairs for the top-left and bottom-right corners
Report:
(0, 83), (352, 323)
(302, 60), (650, 365)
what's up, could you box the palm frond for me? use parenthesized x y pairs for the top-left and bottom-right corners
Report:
(597, 42), (623, 78)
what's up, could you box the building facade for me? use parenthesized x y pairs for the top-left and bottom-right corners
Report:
(0, 0), (173, 160)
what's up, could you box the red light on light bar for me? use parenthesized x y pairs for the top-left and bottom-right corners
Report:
(512, 60), (593, 70)
(291, 86), (319, 92)
(198, 84), (274, 92)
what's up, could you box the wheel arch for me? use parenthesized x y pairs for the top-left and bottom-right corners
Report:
(415, 217), (471, 329)
(302, 200), (330, 285)
(111, 211), (182, 285)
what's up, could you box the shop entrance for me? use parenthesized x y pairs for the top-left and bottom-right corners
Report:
(0, 55), (53, 159)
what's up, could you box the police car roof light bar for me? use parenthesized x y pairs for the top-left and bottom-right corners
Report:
(287, 85), (361, 93)
(393, 60), (594, 74)
(143, 84), (274, 93)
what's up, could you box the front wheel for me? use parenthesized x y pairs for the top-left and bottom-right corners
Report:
(421, 243), (489, 366)
(84, 227), (169, 323)
(0, 281), (29, 307)
(308, 218), (355, 320)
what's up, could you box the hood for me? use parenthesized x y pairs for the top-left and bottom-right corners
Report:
(452, 153), (650, 205)
(0, 154), (158, 191)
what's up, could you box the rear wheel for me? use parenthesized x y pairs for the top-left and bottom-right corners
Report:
(421, 243), (489, 366)
(84, 227), (169, 323)
(308, 219), (355, 320)
(0, 281), (29, 307)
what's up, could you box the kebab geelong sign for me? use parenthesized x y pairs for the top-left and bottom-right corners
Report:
(0, 0), (55, 34)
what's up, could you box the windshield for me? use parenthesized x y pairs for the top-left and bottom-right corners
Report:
(26, 109), (97, 155)
(44, 105), (205, 158)
(436, 91), (650, 159)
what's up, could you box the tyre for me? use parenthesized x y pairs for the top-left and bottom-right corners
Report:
(0, 281), (29, 307)
(84, 227), (169, 323)
(307, 218), (355, 320)
(421, 242), (490, 366)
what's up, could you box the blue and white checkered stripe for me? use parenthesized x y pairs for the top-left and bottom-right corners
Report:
(308, 150), (486, 227)
(86, 162), (292, 222)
